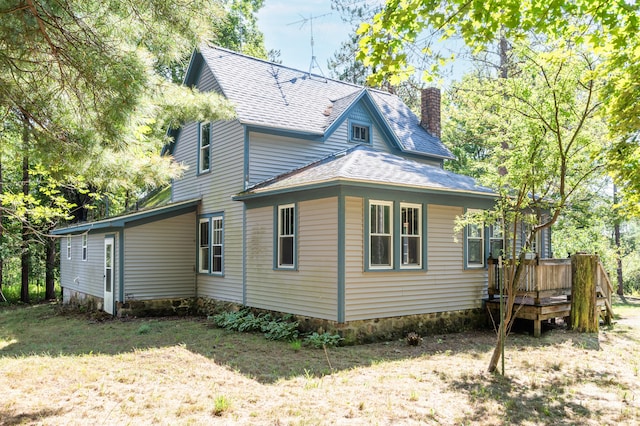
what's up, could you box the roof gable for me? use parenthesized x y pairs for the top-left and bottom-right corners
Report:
(197, 45), (454, 160)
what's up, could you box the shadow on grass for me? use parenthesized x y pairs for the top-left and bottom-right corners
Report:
(448, 372), (593, 425)
(0, 302), (637, 384)
(0, 408), (65, 426)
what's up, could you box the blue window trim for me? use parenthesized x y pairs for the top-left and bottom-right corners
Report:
(197, 212), (224, 276)
(349, 119), (372, 144)
(197, 122), (211, 176)
(364, 199), (428, 272)
(464, 208), (487, 270)
(273, 203), (298, 271)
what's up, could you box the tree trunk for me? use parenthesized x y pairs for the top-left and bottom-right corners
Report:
(20, 118), (30, 303)
(570, 254), (598, 333)
(613, 184), (624, 296)
(0, 152), (3, 293)
(45, 235), (56, 300)
(614, 222), (624, 296)
(487, 251), (528, 373)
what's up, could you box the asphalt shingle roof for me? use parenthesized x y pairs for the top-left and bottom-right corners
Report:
(241, 145), (494, 197)
(199, 45), (454, 159)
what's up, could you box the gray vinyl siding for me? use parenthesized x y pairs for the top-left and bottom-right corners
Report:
(123, 211), (196, 300)
(196, 119), (245, 302)
(197, 66), (220, 93)
(245, 198), (339, 320)
(171, 121), (199, 203)
(247, 119), (392, 187)
(344, 198), (487, 321)
(59, 232), (119, 300)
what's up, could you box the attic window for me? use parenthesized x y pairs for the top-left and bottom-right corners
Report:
(350, 122), (370, 144)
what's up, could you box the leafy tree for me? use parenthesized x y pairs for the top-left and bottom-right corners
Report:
(357, 0), (640, 214)
(448, 40), (607, 373)
(0, 0), (247, 300)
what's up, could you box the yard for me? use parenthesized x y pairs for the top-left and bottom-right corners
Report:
(1, 298), (639, 425)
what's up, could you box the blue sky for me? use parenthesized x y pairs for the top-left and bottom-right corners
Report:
(256, 1), (469, 84)
(256, 0), (356, 74)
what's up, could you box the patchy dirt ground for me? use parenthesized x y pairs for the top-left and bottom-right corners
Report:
(1, 297), (638, 425)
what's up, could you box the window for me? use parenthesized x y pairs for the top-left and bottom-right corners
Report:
(82, 234), (88, 261)
(198, 215), (224, 275)
(351, 122), (370, 143)
(198, 122), (211, 173)
(66, 236), (71, 260)
(369, 201), (393, 268)
(199, 215), (224, 274)
(198, 219), (209, 273)
(211, 217), (223, 273)
(400, 203), (421, 268)
(489, 223), (503, 259)
(277, 204), (295, 268)
(467, 223), (484, 267)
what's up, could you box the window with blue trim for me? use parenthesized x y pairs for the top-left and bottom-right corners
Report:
(369, 201), (393, 269)
(199, 122), (211, 174)
(277, 204), (295, 268)
(199, 215), (223, 274)
(489, 223), (504, 260)
(350, 122), (371, 144)
(212, 217), (223, 273)
(466, 222), (484, 267)
(368, 201), (424, 270)
(400, 203), (421, 268)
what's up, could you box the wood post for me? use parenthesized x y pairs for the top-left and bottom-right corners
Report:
(570, 254), (599, 333)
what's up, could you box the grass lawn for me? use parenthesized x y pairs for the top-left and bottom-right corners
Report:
(1, 297), (639, 425)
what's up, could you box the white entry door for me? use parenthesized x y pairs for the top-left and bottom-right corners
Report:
(104, 237), (114, 315)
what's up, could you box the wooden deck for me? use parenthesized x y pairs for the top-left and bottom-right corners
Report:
(485, 257), (614, 337)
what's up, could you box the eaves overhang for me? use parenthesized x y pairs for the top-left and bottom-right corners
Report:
(51, 199), (201, 235)
(233, 178), (497, 202)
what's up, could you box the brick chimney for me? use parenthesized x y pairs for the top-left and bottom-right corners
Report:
(420, 87), (441, 139)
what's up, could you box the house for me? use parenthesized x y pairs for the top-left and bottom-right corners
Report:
(54, 45), (552, 340)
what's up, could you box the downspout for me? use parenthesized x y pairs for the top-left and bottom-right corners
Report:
(337, 192), (346, 323)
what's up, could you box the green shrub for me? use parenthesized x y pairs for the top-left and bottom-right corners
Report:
(303, 332), (343, 348)
(261, 316), (299, 341)
(210, 310), (300, 341)
(210, 310), (247, 330)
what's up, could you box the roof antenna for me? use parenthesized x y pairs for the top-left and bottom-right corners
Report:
(288, 12), (331, 76)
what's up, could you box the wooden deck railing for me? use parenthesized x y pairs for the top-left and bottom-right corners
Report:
(488, 257), (614, 319)
(488, 258), (572, 303)
(486, 256), (614, 334)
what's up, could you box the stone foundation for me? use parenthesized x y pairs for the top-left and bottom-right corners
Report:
(116, 298), (194, 318)
(62, 288), (103, 312)
(192, 297), (487, 345)
(61, 292), (487, 344)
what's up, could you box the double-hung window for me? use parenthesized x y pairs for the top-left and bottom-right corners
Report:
(198, 219), (210, 273)
(66, 236), (72, 260)
(199, 122), (211, 174)
(489, 223), (503, 259)
(277, 204), (296, 268)
(369, 201), (393, 268)
(82, 234), (88, 261)
(466, 222), (484, 267)
(211, 217), (223, 273)
(199, 215), (224, 274)
(400, 203), (421, 268)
